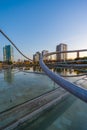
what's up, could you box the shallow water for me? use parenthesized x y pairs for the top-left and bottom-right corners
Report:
(0, 68), (87, 130)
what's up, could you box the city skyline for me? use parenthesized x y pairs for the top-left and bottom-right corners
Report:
(0, 0), (87, 60)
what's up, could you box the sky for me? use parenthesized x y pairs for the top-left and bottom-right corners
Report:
(0, 0), (87, 60)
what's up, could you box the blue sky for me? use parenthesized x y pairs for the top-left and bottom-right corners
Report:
(0, 0), (87, 60)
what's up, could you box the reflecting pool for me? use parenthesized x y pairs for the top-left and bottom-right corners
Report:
(0, 69), (58, 112)
(0, 67), (87, 130)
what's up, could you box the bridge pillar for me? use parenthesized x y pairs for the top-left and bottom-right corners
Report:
(77, 51), (79, 59)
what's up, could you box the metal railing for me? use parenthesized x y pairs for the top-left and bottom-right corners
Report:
(0, 29), (33, 62)
(39, 54), (87, 103)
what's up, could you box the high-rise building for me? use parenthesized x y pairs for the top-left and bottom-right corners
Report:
(33, 52), (40, 62)
(42, 50), (49, 61)
(56, 43), (67, 61)
(3, 45), (14, 62)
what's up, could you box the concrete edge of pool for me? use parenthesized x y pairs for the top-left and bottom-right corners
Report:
(0, 88), (69, 130)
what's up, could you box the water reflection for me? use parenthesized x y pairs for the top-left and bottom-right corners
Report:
(33, 66), (42, 72)
(53, 68), (87, 76)
(4, 69), (14, 83)
(27, 66), (87, 76)
(54, 68), (72, 76)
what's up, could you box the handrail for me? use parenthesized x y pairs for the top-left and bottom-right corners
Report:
(44, 50), (87, 57)
(0, 29), (33, 62)
(39, 54), (87, 103)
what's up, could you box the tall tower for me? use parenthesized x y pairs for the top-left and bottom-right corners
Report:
(42, 50), (49, 61)
(3, 45), (14, 62)
(56, 43), (67, 61)
(33, 52), (40, 62)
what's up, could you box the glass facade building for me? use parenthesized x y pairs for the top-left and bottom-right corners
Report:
(3, 45), (14, 62)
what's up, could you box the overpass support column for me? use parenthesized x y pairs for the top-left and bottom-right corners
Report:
(77, 51), (79, 59)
